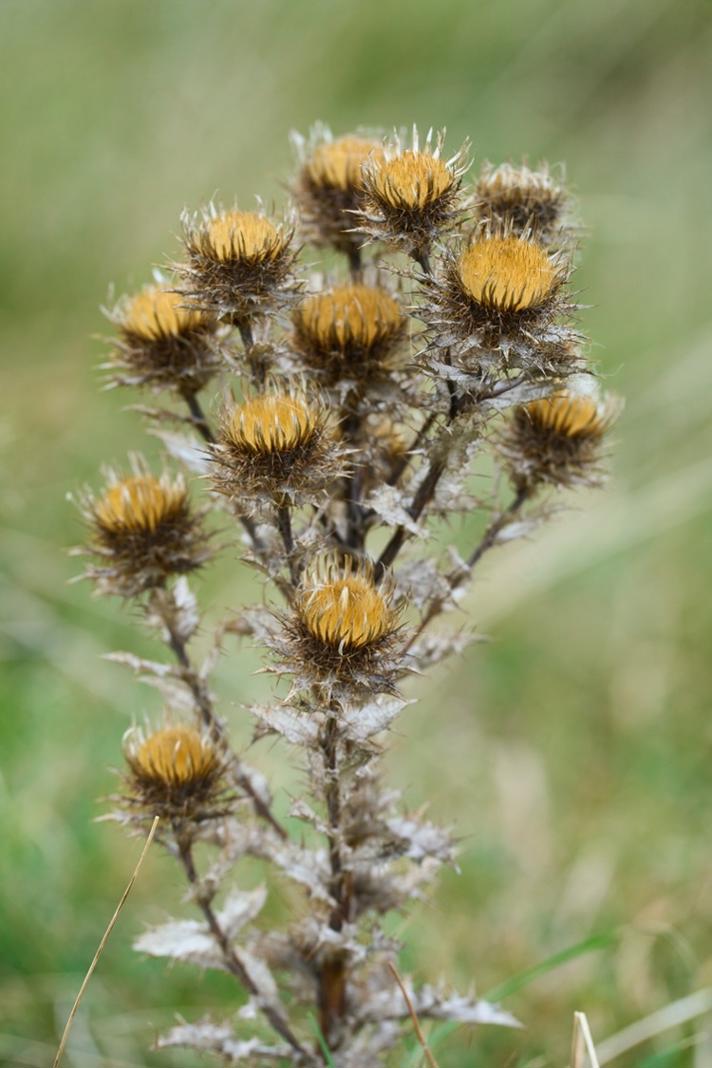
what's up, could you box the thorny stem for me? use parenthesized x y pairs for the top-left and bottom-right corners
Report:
(181, 388), (214, 444)
(317, 714), (351, 1053)
(411, 247), (432, 275)
(376, 449), (447, 572)
(276, 502), (299, 585)
(238, 318), (266, 386)
(346, 245), (362, 281)
(176, 833), (313, 1062)
(179, 388), (263, 553)
(155, 591), (288, 841)
(386, 411), (437, 488)
(404, 485), (530, 652)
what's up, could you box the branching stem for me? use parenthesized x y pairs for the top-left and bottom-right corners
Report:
(176, 833), (312, 1061)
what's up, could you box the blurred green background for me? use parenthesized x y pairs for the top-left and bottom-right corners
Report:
(2, 1), (711, 1065)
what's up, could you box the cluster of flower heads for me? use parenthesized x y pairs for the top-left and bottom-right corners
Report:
(76, 124), (622, 1066)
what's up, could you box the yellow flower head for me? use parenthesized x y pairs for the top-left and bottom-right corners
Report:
(226, 394), (321, 454)
(298, 558), (398, 651)
(94, 475), (188, 536)
(304, 136), (384, 192)
(122, 286), (209, 340)
(368, 150), (455, 212)
(524, 392), (614, 440)
(293, 284), (404, 370)
(205, 211), (288, 264)
(123, 724), (225, 815)
(133, 726), (218, 786)
(457, 236), (558, 313)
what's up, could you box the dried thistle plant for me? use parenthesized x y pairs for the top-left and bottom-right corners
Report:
(73, 122), (622, 1066)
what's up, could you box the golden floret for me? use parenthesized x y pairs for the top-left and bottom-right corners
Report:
(122, 286), (210, 340)
(524, 393), (610, 439)
(123, 724), (226, 817)
(367, 150), (455, 212)
(94, 475), (188, 536)
(457, 236), (558, 313)
(297, 558), (398, 652)
(293, 284), (404, 379)
(205, 211), (287, 264)
(226, 394), (321, 454)
(305, 136), (383, 192)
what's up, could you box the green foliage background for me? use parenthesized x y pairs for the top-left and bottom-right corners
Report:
(1, 1), (711, 1065)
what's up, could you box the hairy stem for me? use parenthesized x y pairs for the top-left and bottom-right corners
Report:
(176, 834), (312, 1061)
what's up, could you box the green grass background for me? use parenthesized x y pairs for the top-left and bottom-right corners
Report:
(1, 0), (711, 1065)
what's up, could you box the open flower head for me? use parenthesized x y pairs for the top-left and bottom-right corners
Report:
(422, 233), (574, 378)
(294, 127), (384, 255)
(282, 555), (404, 695)
(501, 387), (622, 489)
(210, 386), (345, 508)
(475, 161), (569, 240)
(78, 463), (210, 597)
(359, 129), (469, 256)
(123, 723), (228, 819)
(179, 206), (297, 321)
(293, 283), (405, 385)
(105, 283), (221, 395)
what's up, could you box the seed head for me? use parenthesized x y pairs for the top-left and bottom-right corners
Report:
(277, 556), (404, 696)
(501, 388), (622, 490)
(293, 283), (405, 383)
(123, 724), (227, 819)
(298, 564), (396, 651)
(94, 475), (187, 536)
(180, 206), (296, 322)
(211, 387), (344, 507)
(305, 136), (384, 193)
(358, 130), (469, 255)
(475, 161), (569, 240)
(78, 465), (210, 598)
(227, 394), (321, 454)
(293, 129), (384, 255)
(106, 283), (220, 395)
(457, 236), (558, 313)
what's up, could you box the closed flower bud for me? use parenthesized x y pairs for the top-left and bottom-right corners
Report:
(180, 206), (296, 322)
(123, 723), (228, 819)
(501, 388), (622, 490)
(210, 388), (346, 507)
(292, 283), (405, 385)
(105, 283), (221, 395)
(294, 130), (384, 255)
(358, 129), (469, 258)
(281, 556), (404, 694)
(77, 465), (210, 597)
(475, 161), (569, 241)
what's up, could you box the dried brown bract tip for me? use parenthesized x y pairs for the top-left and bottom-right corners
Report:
(123, 723), (229, 820)
(105, 283), (222, 395)
(501, 387), (622, 490)
(179, 206), (297, 323)
(293, 128), (384, 256)
(78, 464), (210, 597)
(282, 555), (404, 694)
(358, 129), (469, 260)
(210, 387), (346, 508)
(292, 283), (406, 386)
(475, 161), (569, 241)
